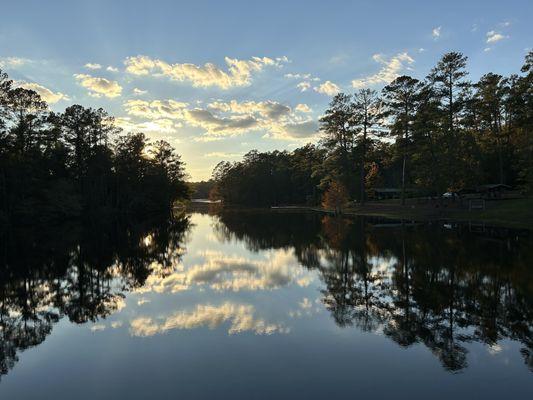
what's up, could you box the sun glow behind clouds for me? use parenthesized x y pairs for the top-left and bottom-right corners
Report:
(1, 0), (528, 180)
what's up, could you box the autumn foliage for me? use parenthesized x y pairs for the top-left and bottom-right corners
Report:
(322, 181), (349, 213)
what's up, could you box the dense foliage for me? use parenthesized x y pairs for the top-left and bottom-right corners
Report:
(0, 70), (189, 224)
(210, 51), (532, 206)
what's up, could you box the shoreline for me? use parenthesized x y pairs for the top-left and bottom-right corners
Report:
(270, 199), (533, 230)
(187, 198), (533, 230)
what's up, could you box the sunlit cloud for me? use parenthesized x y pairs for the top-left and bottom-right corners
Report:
(123, 98), (317, 140)
(284, 72), (320, 81)
(295, 103), (312, 113)
(74, 73), (122, 98)
(129, 302), (288, 336)
(85, 63), (102, 70)
(351, 52), (414, 88)
(14, 81), (68, 104)
(0, 57), (30, 69)
(486, 30), (508, 43)
(271, 120), (318, 139)
(106, 65), (119, 72)
(184, 109), (258, 134)
(314, 80), (340, 96)
(296, 81), (311, 92)
(136, 249), (315, 294)
(432, 26), (441, 39)
(124, 99), (188, 120)
(208, 99), (291, 120)
(124, 55), (289, 89)
(132, 87), (148, 95)
(204, 152), (244, 158)
(115, 117), (179, 135)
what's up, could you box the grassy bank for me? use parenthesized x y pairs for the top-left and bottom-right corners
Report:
(341, 198), (533, 229)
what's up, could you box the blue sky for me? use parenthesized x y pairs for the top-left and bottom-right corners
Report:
(1, 0), (531, 179)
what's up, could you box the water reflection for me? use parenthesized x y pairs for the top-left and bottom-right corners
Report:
(0, 213), (190, 380)
(0, 209), (532, 387)
(213, 211), (533, 373)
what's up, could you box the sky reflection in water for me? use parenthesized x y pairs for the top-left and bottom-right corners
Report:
(0, 211), (532, 399)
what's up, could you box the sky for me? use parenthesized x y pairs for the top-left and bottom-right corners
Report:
(0, 0), (531, 180)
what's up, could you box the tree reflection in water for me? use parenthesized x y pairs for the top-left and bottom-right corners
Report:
(213, 210), (533, 373)
(1, 209), (532, 378)
(0, 213), (190, 380)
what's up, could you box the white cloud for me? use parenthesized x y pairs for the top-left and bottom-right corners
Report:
(207, 99), (291, 120)
(106, 65), (119, 72)
(14, 81), (68, 104)
(124, 99), (188, 120)
(124, 55), (288, 89)
(0, 57), (29, 69)
(296, 81), (311, 92)
(137, 249), (314, 294)
(133, 87), (147, 95)
(85, 63), (102, 70)
(74, 73), (122, 98)
(351, 52), (414, 88)
(314, 80), (340, 96)
(204, 152), (243, 158)
(285, 73), (310, 79)
(299, 298), (312, 310)
(129, 302), (288, 336)
(137, 297), (151, 306)
(432, 26), (441, 39)
(285, 73), (320, 81)
(486, 30), (508, 44)
(90, 324), (106, 332)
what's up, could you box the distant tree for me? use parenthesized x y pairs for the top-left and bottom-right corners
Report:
(149, 140), (189, 205)
(352, 89), (381, 204)
(4, 87), (48, 155)
(428, 52), (471, 189)
(473, 73), (508, 184)
(320, 93), (358, 196)
(322, 181), (349, 214)
(382, 76), (422, 204)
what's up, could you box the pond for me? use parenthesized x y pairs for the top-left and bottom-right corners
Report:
(0, 210), (532, 399)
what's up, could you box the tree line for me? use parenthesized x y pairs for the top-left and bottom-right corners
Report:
(208, 51), (532, 206)
(0, 69), (189, 224)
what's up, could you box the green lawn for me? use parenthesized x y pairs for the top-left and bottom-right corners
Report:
(342, 198), (533, 229)
(449, 198), (533, 229)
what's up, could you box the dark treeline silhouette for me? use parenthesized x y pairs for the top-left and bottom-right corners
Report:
(210, 51), (532, 206)
(0, 212), (190, 380)
(0, 69), (189, 224)
(212, 210), (533, 373)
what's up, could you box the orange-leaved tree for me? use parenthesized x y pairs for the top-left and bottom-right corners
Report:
(322, 181), (349, 214)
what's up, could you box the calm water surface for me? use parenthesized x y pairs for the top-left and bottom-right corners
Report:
(0, 210), (532, 399)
